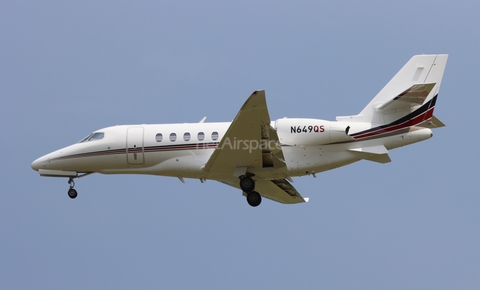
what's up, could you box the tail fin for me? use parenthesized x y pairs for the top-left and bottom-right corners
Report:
(337, 54), (448, 126)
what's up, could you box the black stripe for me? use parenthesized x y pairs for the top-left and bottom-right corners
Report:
(350, 95), (438, 137)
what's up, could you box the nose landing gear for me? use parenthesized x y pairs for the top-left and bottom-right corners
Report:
(64, 173), (92, 199)
(67, 177), (78, 199)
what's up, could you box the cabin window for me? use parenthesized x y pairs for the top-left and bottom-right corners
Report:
(155, 133), (163, 142)
(169, 133), (177, 142)
(184, 132), (191, 142)
(197, 132), (205, 141)
(211, 131), (219, 141)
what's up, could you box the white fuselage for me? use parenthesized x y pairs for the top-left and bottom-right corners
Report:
(31, 118), (433, 180)
(30, 54), (447, 206)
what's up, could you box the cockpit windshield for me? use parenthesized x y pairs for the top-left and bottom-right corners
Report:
(78, 132), (105, 143)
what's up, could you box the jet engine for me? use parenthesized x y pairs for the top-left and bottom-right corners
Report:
(275, 118), (351, 146)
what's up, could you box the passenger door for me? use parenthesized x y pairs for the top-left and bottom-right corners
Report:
(126, 127), (144, 165)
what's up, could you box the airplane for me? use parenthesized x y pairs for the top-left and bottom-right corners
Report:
(31, 54), (448, 207)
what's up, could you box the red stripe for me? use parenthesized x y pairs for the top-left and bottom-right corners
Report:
(52, 143), (219, 161)
(353, 108), (434, 140)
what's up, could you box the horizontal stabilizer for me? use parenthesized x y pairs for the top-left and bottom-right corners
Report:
(429, 115), (446, 128)
(350, 145), (391, 164)
(375, 83), (436, 111)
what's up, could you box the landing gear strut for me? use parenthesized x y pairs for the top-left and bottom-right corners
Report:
(67, 177), (77, 199)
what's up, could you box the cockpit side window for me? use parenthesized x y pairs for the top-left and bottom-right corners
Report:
(79, 132), (105, 143)
(79, 134), (93, 143)
(88, 132), (105, 141)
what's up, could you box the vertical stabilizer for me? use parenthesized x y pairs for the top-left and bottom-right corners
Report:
(337, 54), (448, 125)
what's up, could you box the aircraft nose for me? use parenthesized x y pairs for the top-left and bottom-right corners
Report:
(31, 155), (47, 171)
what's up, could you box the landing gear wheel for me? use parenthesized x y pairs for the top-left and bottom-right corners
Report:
(240, 176), (255, 193)
(68, 188), (78, 199)
(246, 191), (262, 207)
(67, 177), (77, 199)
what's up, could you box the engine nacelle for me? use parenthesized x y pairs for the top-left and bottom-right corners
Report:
(275, 118), (351, 146)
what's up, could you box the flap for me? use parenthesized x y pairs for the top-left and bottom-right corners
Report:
(221, 178), (309, 204)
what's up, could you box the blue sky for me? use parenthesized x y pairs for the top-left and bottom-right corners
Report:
(1, 1), (479, 289)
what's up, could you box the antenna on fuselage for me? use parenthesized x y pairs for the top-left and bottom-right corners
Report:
(199, 116), (207, 123)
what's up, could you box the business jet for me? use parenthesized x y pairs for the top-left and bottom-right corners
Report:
(31, 54), (447, 207)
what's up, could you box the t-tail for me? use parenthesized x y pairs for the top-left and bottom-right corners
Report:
(337, 54), (448, 129)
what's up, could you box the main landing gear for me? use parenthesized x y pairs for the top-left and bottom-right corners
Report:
(240, 176), (262, 207)
(67, 177), (78, 199)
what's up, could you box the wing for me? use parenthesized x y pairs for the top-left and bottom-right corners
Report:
(203, 90), (288, 180)
(203, 90), (307, 204)
(221, 178), (309, 204)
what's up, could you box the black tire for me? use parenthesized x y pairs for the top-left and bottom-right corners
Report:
(68, 188), (78, 199)
(246, 191), (262, 207)
(239, 176), (255, 192)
